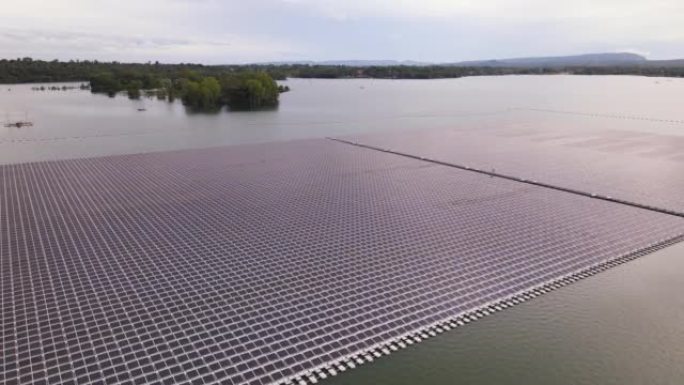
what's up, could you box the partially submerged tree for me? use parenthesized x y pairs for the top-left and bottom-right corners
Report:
(180, 77), (221, 110)
(86, 66), (283, 111)
(126, 80), (143, 100)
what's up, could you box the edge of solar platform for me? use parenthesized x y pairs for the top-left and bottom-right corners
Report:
(0, 137), (328, 167)
(327, 137), (684, 219)
(275, 233), (684, 385)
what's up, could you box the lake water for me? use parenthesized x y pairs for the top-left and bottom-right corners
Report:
(2, 76), (684, 164)
(1, 76), (684, 384)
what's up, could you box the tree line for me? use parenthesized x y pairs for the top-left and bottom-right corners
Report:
(4, 58), (684, 109)
(0, 58), (287, 110)
(260, 64), (684, 79)
(5, 57), (684, 85)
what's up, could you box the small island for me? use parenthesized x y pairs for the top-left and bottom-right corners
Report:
(90, 70), (288, 110)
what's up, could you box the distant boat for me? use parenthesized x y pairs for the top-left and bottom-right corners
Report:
(4, 121), (33, 128)
(3, 112), (33, 127)
(137, 108), (147, 112)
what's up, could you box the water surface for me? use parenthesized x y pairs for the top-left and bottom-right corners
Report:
(2, 76), (683, 164)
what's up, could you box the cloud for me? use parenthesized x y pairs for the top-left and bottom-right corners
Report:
(1, 0), (684, 62)
(278, 0), (684, 59)
(0, 28), (299, 63)
(280, 0), (681, 20)
(0, 0), (302, 62)
(279, 0), (684, 43)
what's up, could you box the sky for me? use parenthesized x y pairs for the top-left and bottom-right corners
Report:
(1, 0), (684, 64)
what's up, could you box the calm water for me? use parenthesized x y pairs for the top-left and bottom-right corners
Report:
(2, 76), (684, 164)
(2, 76), (684, 384)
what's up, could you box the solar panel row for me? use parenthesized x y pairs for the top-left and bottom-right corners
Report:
(336, 126), (684, 215)
(2, 138), (683, 385)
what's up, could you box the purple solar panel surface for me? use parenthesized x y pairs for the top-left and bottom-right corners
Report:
(336, 125), (684, 215)
(2, 138), (684, 385)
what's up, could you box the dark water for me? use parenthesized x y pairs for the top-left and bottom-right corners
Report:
(1, 76), (683, 384)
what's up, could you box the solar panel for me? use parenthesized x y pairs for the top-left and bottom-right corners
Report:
(335, 125), (684, 216)
(2, 138), (683, 385)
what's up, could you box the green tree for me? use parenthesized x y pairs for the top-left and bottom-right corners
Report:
(199, 77), (221, 108)
(89, 72), (121, 97)
(220, 71), (279, 109)
(181, 80), (201, 107)
(126, 80), (143, 99)
(180, 77), (221, 109)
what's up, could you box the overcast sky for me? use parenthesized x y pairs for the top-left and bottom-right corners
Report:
(2, 0), (683, 63)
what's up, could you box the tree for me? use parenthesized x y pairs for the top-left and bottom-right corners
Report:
(220, 72), (280, 109)
(89, 72), (121, 97)
(181, 80), (201, 107)
(126, 80), (143, 99)
(180, 77), (221, 109)
(199, 77), (221, 107)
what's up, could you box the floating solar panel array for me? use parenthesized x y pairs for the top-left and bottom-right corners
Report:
(335, 125), (684, 216)
(2, 138), (684, 385)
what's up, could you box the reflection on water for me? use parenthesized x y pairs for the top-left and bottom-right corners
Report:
(1, 75), (684, 384)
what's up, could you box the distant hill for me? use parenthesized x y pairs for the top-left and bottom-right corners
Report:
(446, 53), (648, 68)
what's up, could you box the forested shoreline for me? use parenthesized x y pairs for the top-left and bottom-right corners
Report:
(3, 57), (684, 110)
(1, 58), (287, 110)
(4, 57), (684, 84)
